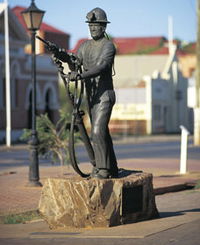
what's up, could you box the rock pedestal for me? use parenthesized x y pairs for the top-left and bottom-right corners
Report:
(39, 171), (159, 228)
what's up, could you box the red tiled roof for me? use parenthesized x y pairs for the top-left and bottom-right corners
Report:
(113, 36), (166, 54)
(71, 36), (196, 56)
(150, 46), (169, 55)
(71, 36), (168, 55)
(12, 6), (69, 35)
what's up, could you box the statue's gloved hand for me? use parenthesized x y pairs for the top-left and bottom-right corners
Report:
(51, 48), (69, 63)
(47, 42), (59, 53)
(67, 71), (82, 81)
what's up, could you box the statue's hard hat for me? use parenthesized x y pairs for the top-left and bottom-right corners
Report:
(86, 7), (110, 24)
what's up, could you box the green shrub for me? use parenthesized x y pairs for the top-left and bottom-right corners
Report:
(21, 110), (79, 166)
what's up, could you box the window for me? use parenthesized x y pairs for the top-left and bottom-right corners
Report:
(153, 105), (161, 121)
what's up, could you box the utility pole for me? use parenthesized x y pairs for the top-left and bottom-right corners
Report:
(168, 15), (173, 55)
(4, 0), (11, 147)
(194, 0), (200, 145)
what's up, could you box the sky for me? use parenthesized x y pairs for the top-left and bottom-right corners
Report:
(3, 0), (197, 49)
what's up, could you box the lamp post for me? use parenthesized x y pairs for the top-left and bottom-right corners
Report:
(21, 0), (45, 186)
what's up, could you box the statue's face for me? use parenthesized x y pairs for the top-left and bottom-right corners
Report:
(89, 23), (106, 40)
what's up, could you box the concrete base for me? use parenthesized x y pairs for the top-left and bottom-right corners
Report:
(39, 170), (159, 228)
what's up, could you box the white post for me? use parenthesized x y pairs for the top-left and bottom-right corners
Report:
(144, 76), (152, 134)
(179, 125), (190, 174)
(4, 0), (11, 147)
(194, 107), (200, 145)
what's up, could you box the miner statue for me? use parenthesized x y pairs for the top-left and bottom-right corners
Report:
(52, 8), (118, 179)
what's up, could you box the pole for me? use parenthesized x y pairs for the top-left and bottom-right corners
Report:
(179, 125), (189, 174)
(27, 30), (42, 187)
(168, 15), (173, 55)
(194, 0), (200, 145)
(4, 0), (11, 147)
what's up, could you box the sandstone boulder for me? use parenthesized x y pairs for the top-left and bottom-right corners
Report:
(39, 170), (158, 228)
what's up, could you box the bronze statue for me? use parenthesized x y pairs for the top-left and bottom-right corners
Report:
(37, 8), (118, 179)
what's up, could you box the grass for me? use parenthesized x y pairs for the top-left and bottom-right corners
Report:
(0, 210), (41, 224)
(194, 180), (200, 189)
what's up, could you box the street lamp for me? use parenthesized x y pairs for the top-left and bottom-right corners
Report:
(21, 0), (45, 187)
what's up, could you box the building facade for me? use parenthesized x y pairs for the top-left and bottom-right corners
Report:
(0, 6), (63, 142)
(110, 46), (189, 135)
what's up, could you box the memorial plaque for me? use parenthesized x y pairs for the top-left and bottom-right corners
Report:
(122, 185), (143, 215)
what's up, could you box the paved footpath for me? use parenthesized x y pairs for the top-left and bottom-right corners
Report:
(0, 135), (200, 244)
(0, 135), (199, 215)
(0, 189), (199, 245)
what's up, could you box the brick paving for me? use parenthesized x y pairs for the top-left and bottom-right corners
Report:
(0, 136), (199, 215)
(0, 166), (75, 215)
(0, 161), (199, 215)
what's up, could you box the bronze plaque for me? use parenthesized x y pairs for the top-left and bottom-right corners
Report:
(122, 185), (143, 215)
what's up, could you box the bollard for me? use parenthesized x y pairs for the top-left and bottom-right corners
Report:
(179, 125), (190, 174)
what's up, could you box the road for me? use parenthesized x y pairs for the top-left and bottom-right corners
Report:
(0, 140), (199, 171)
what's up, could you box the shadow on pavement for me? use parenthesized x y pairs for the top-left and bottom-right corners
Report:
(159, 208), (200, 218)
(118, 168), (143, 178)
